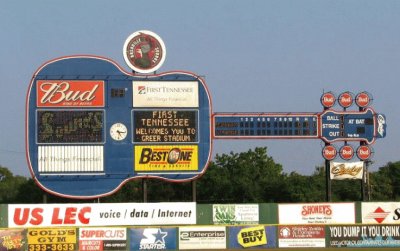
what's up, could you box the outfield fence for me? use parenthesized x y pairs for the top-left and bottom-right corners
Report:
(1, 202), (399, 250)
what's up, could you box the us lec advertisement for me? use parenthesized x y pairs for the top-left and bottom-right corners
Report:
(8, 203), (196, 228)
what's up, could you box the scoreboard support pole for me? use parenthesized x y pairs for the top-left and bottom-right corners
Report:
(359, 103), (368, 202)
(360, 143), (366, 202)
(142, 180), (148, 203)
(366, 160), (371, 201)
(192, 180), (197, 202)
(362, 159), (371, 201)
(361, 161), (366, 201)
(325, 143), (332, 202)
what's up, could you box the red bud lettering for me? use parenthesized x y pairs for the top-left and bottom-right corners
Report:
(40, 82), (98, 104)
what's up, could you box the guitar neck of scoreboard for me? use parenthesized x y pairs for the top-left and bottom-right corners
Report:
(213, 113), (319, 139)
(213, 109), (385, 144)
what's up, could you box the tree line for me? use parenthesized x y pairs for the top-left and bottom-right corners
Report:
(0, 147), (398, 204)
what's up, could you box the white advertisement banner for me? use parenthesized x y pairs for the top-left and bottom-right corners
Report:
(133, 81), (199, 107)
(8, 202), (196, 228)
(330, 161), (364, 180)
(362, 202), (400, 224)
(278, 203), (355, 224)
(38, 145), (104, 173)
(278, 226), (325, 248)
(179, 226), (226, 250)
(213, 204), (259, 224)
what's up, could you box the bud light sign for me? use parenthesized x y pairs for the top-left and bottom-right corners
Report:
(26, 56), (212, 198)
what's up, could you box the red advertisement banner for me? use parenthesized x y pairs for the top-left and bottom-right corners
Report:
(37, 80), (105, 107)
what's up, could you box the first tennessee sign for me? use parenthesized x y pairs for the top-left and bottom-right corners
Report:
(37, 80), (105, 107)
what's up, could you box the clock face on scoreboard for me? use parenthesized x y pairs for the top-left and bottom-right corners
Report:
(26, 56), (212, 198)
(110, 122), (128, 141)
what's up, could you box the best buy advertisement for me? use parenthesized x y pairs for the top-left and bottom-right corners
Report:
(229, 226), (277, 249)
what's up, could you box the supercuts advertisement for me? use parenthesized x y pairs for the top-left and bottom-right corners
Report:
(79, 227), (127, 250)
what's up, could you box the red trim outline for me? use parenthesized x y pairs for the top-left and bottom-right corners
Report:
(26, 55), (213, 199)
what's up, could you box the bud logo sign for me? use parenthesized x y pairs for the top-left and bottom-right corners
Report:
(134, 145), (198, 172)
(37, 80), (105, 107)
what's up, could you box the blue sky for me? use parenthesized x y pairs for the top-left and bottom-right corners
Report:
(0, 0), (399, 176)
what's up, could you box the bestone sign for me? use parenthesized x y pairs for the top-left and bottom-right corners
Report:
(26, 31), (387, 199)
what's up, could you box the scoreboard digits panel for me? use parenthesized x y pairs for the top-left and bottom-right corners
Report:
(214, 114), (319, 138)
